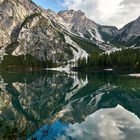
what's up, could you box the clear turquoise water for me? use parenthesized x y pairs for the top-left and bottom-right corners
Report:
(0, 71), (140, 140)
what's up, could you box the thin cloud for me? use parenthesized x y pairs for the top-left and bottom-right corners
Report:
(120, 0), (140, 5)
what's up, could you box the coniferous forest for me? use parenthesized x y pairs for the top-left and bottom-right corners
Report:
(77, 48), (140, 71)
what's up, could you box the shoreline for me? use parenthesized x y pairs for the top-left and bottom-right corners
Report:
(0, 66), (140, 74)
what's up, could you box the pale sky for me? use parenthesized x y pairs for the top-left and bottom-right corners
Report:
(33, 0), (140, 29)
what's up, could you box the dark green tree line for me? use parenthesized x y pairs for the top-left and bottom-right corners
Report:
(78, 48), (140, 70)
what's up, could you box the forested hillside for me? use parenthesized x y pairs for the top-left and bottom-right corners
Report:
(78, 48), (140, 71)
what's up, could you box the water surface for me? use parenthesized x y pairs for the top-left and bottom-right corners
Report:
(0, 71), (140, 140)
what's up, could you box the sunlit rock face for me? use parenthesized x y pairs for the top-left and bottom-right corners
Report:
(0, 0), (74, 64)
(57, 10), (119, 42)
(0, 0), (35, 48)
(44, 9), (120, 52)
(0, 0), (121, 65)
(1, 0), (140, 66)
(114, 16), (140, 46)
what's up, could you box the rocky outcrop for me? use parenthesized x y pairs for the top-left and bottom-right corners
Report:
(58, 10), (119, 42)
(45, 9), (119, 43)
(1, 0), (140, 67)
(0, 0), (74, 65)
(113, 16), (140, 47)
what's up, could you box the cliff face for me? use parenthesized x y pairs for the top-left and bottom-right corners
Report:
(0, 0), (74, 65)
(57, 10), (119, 42)
(113, 16), (140, 47)
(0, 0), (35, 48)
(1, 0), (140, 67)
(48, 9), (140, 48)
(46, 9), (120, 54)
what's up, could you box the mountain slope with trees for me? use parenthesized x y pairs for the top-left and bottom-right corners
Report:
(0, 0), (140, 70)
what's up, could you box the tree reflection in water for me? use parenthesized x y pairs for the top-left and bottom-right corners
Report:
(0, 71), (140, 139)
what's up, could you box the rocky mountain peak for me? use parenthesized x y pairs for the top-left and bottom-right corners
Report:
(114, 15), (140, 46)
(58, 9), (87, 23)
(0, 0), (78, 65)
(45, 9), (58, 18)
(1, 0), (140, 68)
(135, 15), (140, 21)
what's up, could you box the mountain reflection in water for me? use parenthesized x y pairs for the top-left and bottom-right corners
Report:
(0, 71), (140, 139)
(29, 105), (140, 140)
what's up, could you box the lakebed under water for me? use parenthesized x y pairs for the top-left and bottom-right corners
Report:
(0, 71), (140, 140)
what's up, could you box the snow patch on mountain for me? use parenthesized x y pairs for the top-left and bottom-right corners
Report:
(105, 47), (122, 54)
(94, 28), (104, 42)
(64, 35), (88, 62)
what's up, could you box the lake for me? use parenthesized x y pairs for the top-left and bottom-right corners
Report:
(0, 71), (140, 140)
